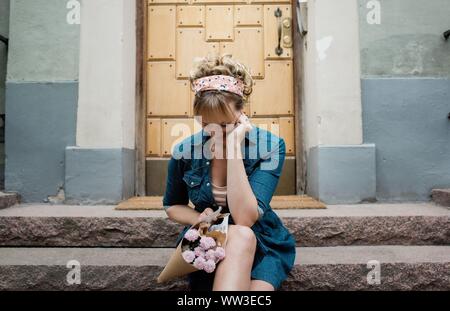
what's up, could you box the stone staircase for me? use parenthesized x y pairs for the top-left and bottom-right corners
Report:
(0, 202), (449, 290)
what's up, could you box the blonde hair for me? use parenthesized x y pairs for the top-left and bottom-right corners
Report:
(189, 53), (254, 122)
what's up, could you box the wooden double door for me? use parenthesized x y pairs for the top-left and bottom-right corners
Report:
(144, 0), (297, 195)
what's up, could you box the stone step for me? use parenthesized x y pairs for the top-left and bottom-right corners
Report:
(431, 188), (450, 207)
(0, 245), (448, 291)
(0, 202), (448, 247)
(0, 191), (20, 210)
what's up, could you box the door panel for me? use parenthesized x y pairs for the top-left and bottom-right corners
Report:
(150, 0), (189, 3)
(221, 27), (265, 78)
(235, 5), (263, 26)
(176, 28), (220, 78)
(177, 5), (205, 27)
(193, 0), (246, 3)
(147, 62), (191, 116)
(250, 118), (279, 131)
(205, 5), (234, 41)
(250, 117), (295, 155)
(279, 116), (295, 154)
(251, 60), (293, 116)
(146, 119), (162, 156)
(162, 118), (195, 156)
(148, 6), (176, 60)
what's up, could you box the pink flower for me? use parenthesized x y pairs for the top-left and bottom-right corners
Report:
(199, 236), (216, 250)
(182, 250), (195, 263)
(214, 247), (226, 261)
(184, 229), (200, 242)
(194, 246), (206, 258)
(203, 259), (216, 273)
(205, 249), (216, 261)
(193, 256), (206, 270)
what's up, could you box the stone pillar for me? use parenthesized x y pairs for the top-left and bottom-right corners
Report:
(302, 0), (376, 203)
(65, 0), (136, 204)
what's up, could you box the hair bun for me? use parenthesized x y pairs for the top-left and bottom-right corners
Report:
(189, 53), (253, 104)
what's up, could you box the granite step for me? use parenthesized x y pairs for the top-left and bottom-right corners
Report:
(0, 245), (448, 291)
(431, 188), (450, 207)
(0, 202), (448, 247)
(0, 191), (20, 210)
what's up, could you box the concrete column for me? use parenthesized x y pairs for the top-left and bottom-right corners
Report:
(65, 0), (136, 204)
(302, 0), (376, 203)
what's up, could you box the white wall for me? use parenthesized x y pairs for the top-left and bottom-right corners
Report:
(77, 0), (136, 149)
(302, 0), (362, 153)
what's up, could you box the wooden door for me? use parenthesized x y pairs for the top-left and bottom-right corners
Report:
(145, 0), (296, 194)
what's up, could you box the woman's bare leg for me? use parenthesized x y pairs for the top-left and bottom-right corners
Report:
(250, 280), (275, 291)
(212, 225), (257, 291)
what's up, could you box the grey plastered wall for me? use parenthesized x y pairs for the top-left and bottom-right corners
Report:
(65, 148), (135, 205)
(0, 0), (9, 113)
(362, 78), (450, 201)
(359, 0), (450, 77)
(5, 0), (80, 202)
(0, 0), (10, 189)
(5, 82), (78, 201)
(358, 0), (450, 201)
(6, 0), (80, 82)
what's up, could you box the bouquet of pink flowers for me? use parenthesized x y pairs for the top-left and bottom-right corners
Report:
(181, 226), (227, 273)
(156, 207), (230, 283)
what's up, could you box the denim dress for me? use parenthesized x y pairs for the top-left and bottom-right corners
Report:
(162, 126), (296, 290)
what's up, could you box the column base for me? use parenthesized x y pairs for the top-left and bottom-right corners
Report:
(64, 147), (135, 204)
(306, 144), (376, 204)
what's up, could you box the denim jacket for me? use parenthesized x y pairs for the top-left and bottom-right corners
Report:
(162, 125), (291, 253)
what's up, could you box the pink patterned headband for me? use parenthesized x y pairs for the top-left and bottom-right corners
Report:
(192, 75), (245, 97)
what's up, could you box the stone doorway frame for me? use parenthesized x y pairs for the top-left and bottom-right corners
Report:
(134, 0), (306, 196)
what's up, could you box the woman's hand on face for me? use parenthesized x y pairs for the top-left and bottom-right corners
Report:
(226, 113), (252, 147)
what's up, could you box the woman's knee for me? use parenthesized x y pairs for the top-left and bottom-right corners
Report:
(228, 225), (257, 250)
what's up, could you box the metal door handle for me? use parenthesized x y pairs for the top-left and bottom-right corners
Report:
(275, 8), (283, 56)
(296, 0), (308, 36)
(0, 35), (8, 47)
(444, 30), (450, 41)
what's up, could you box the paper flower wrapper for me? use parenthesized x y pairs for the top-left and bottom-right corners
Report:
(156, 207), (230, 283)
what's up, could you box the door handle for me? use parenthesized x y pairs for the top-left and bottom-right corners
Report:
(0, 35), (8, 47)
(444, 30), (450, 41)
(274, 8), (283, 56)
(296, 0), (308, 36)
(274, 8), (293, 56)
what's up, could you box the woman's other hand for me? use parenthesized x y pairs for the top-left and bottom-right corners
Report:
(197, 207), (215, 223)
(226, 113), (252, 159)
